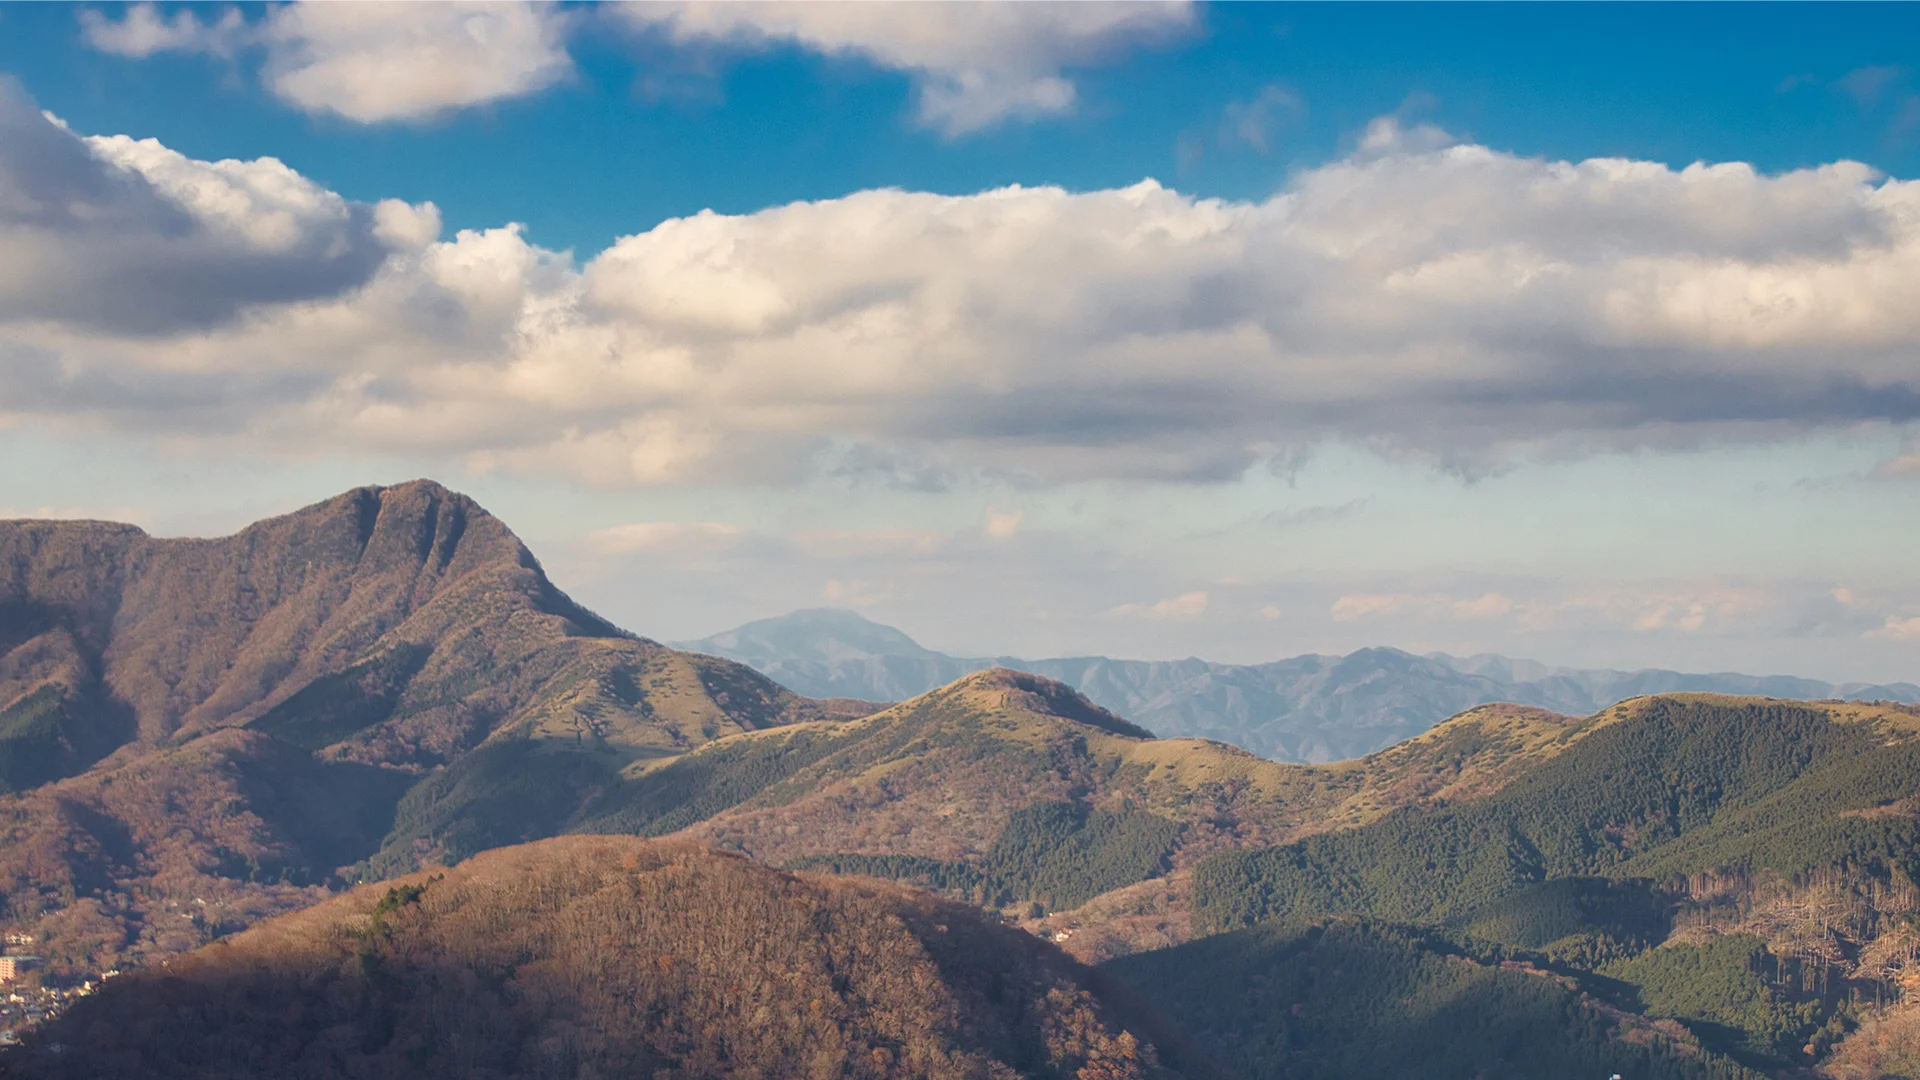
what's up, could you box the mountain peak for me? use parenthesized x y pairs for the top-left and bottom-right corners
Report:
(677, 607), (941, 665)
(943, 667), (1156, 740)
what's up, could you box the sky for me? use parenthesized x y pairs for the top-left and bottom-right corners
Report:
(2, 1), (1919, 683)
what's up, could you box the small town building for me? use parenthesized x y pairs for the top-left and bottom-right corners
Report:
(0, 956), (39, 982)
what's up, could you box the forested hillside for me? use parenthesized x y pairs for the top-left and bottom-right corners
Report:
(4, 837), (1195, 1080)
(1182, 696), (1920, 1072)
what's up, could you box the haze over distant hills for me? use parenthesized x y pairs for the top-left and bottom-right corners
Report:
(677, 608), (1920, 763)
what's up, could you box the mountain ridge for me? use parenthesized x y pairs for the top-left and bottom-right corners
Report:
(675, 609), (1920, 763)
(0, 481), (869, 974)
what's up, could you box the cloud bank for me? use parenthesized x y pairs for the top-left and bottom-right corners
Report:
(0, 78), (425, 332)
(4, 90), (1919, 485)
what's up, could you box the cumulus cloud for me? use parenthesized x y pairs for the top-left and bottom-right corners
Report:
(616, 1), (1197, 135)
(262, 1), (573, 122)
(0, 79), (427, 333)
(80, 2), (245, 58)
(8, 99), (1920, 485)
(80, 1), (572, 122)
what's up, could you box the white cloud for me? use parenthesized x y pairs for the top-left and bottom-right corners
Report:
(617, 1), (1197, 135)
(9, 92), (1920, 488)
(79, 1), (573, 123)
(1868, 615), (1920, 641)
(263, 1), (573, 122)
(585, 520), (742, 555)
(1109, 590), (1208, 620)
(0, 79), (426, 333)
(80, 2), (246, 58)
(985, 509), (1024, 539)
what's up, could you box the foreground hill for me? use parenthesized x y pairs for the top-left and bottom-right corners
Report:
(678, 609), (1920, 762)
(0, 483), (867, 974)
(4, 836), (1194, 1080)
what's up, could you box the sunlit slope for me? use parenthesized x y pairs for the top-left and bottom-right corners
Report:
(0, 481), (869, 974)
(7, 836), (1197, 1080)
(1193, 695), (1920, 934)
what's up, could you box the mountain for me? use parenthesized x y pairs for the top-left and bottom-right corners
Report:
(4, 836), (1200, 1080)
(0, 482), (872, 975)
(676, 609), (1920, 763)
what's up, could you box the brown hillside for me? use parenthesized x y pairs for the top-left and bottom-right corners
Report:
(0, 482), (870, 974)
(601, 673), (1610, 961)
(3, 836), (1195, 1080)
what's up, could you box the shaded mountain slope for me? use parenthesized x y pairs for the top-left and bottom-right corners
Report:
(0, 483), (866, 974)
(1106, 917), (1764, 1080)
(4, 836), (1195, 1080)
(677, 609), (1920, 763)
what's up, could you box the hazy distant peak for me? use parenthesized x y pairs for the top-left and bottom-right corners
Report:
(678, 607), (943, 665)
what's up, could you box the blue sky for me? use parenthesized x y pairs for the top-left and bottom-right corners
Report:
(2, 1), (1918, 681)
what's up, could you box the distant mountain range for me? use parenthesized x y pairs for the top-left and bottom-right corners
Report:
(676, 608), (1920, 763)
